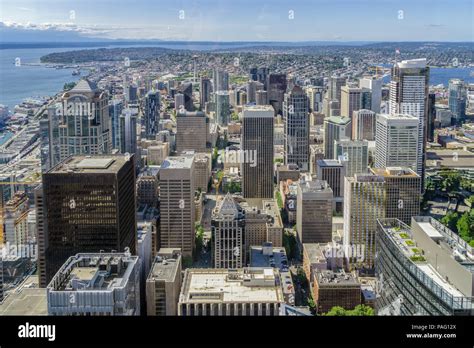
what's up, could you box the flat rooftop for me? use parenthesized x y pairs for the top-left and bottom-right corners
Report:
(370, 167), (419, 178)
(48, 155), (130, 174)
(303, 243), (328, 264)
(317, 159), (343, 167)
(180, 268), (284, 303)
(161, 155), (194, 169)
(426, 149), (474, 168)
(148, 254), (181, 282)
(317, 270), (360, 286)
(0, 275), (47, 315)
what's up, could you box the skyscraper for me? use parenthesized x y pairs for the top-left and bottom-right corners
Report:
(343, 174), (386, 269)
(352, 109), (376, 141)
(323, 116), (351, 160)
(176, 111), (209, 153)
(177, 82), (194, 111)
(159, 155), (195, 258)
(57, 79), (111, 161)
(334, 139), (369, 177)
(242, 105), (274, 198)
(268, 73), (287, 116)
(340, 86), (369, 119)
(213, 69), (229, 92)
(215, 91), (230, 126)
(370, 167), (421, 225)
(144, 91), (160, 139)
(389, 58), (429, 180)
(359, 76), (382, 113)
(119, 109), (137, 155)
(199, 77), (212, 109)
(316, 159), (346, 212)
(375, 113), (419, 173)
(41, 154), (137, 286)
(448, 79), (466, 123)
(212, 194), (245, 268)
(296, 179), (333, 244)
(283, 86), (310, 171)
(109, 99), (123, 150)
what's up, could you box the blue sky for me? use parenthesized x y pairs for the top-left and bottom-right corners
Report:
(0, 0), (472, 42)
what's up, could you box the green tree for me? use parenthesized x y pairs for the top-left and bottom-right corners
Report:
(441, 211), (459, 232)
(457, 209), (474, 243)
(324, 305), (374, 316)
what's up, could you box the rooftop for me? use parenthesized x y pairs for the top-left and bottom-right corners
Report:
(325, 116), (351, 125)
(0, 276), (47, 315)
(48, 155), (130, 174)
(148, 251), (181, 282)
(48, 253), (138, 292)
(180, 268), (284, 304)
(370, 167), (419, 178)
(161, 155), (194, 169)
(316, 270), (360, 286)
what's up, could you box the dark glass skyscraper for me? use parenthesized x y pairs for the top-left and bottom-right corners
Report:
(40, 154), (137, 286)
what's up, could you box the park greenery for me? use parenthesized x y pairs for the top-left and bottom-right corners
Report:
(323, 305), (374, 316)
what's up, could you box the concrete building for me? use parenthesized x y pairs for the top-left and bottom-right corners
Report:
(316, 159), (345, 212)
(146, 248), (182, 316)
(340, 86), (371, 119)
(199, 77), (212, 109)
(137, 167), (159, 206)
(343, 174), (386, 269)
(193, 153), (211, 193)
(352, 109), (376, 141)
(334, 139), (369, 177)
(370, 167), (421, 225)
(376, 217), (474, 315)
(40, 155), (137, 286)
(57, 80), (111, 161)
(313, 269), (361, 314)
(389, 58), (430, 180)
(296, 180), (333, 244)
(324, 116), (351, 160)
(159, 156), (195, 258)
(212, 194), (245, 268)
(283, 86), (310, 171)
(176, 111), (209, 153)
(178, 268), (284, 316)
(375, 113), (419, 174)
(3, 191), (30, 246)
(242, 105), (274, 198)
(47, 253), (140, 315)
(359, 76), (382, 113)
(250, 242), (294, 306)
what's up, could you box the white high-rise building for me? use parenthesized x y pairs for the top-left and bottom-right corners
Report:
(359, 76), (382, 114)
(334, 139), (369, 177)
(375, 114), (419, 173)
(389, 58), (429, 180)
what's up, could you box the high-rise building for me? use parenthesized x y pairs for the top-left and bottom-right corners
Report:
(340, 86), (371, 119)
(256, 90), (268, 105)
(343, 174), (386, 269)
(146, 248), (182, 316)
(359, 76), (382, 113)
(41, 155), (137, 285)
(57, 80), (111, 161)
(323, 116), (351, 160)
(448, 79), (466, 122)
(246, 80), (263, 103)
(47, 253), (140, 316)
(296, 180), (333, 244)
(178, 268), (285, 316)
(268, 74), (287, 116)
(159, 156), (195, 258)
(213, 69), (229, 92)
(215, 91), (230, 126)
(327, 76), (347, 112)
(199, 77), (212, 109)
(193, 153), (211, 193)
(316, 159), (346, 212)
(177, 83), (194, 111)
(174, 93), (185, 111)
(109, 99), (123, 150)
(305, 86), (324, 113)
(370, 167), (421, 225)
(283, 86), (310, 171)
(375, 113), (419, 173)
(144, 91), (160, 139)
(119, 109), (137, 155)
(352, 109), (376, 141)
(211, 194), (245, 268)
(3, 192), (30, 246)
(389, 59), (429, 180)
(334, 139), (369, 177)
(176, 111), (209, 153)
(242, 105), (274, 198)
(376, 217), (474, 315)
